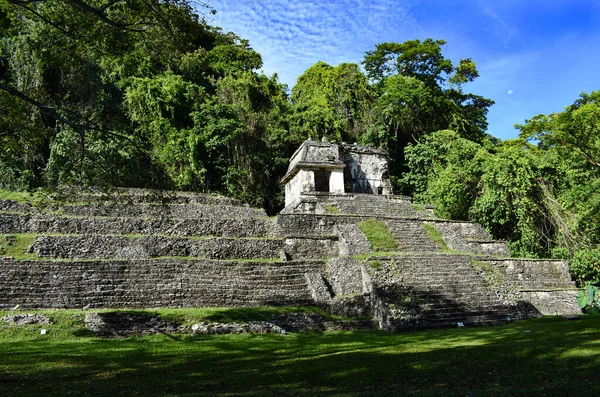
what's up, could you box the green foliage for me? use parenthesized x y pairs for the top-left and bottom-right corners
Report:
(401, 120), (598, 258)
(369, 260), (383, 271)
(570, 248), (600, 286)
(0, 189), (44, 205)
(403, 130), (486, 220)
(291, 61), (373, 143)
(471, 146), (542, 257)
(577, 284), (600, 315)
(357, 219), (398, 251)
(361, 39), (493, 171)
(0, 0), (292, 213)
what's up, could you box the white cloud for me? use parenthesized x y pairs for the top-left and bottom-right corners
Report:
(508, 90), (513, 95)
(209, 0), (419, 87)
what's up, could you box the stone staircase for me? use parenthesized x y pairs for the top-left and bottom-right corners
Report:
(385, 219), (442, 252)
(364, 254), (536, 330)
(0, 189), (580, 330)
(281, 191), (579, 330)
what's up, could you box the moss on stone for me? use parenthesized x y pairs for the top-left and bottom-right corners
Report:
(325, 206), (340, 213)
(421, 223), (450, 251)
(0, 233), (38, 260)
(357, 219), (397, 251)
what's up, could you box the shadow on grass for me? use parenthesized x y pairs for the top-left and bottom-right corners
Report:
(1, 317), (600, 396)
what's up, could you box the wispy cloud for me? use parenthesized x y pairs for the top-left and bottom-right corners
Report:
(209, 0), (419, 87)
(482, 6), (520, 49)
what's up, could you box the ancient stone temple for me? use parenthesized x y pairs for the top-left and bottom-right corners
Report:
(281, 139), (393, 207)
(0, 141), (581, 331)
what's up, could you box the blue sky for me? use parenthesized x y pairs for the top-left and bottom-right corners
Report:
(208, 0), (600, 140)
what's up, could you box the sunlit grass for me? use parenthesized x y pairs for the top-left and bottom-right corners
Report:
(0, 189), (45, 205)
(357, 219), (397, 251)
(422, 222), (450, 251)
(0, 233), (38, 259)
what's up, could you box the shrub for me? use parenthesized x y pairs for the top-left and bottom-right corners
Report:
(569, 248), (600, 286)
(577, 284), (600, 315)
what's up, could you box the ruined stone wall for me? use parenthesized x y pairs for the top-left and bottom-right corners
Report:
(477, 258), (580, 315)
(340, 147), (390, 194)
(0, 188), (581, 328)
(0, 258), (325, 309)
(427, 220), (511, 256)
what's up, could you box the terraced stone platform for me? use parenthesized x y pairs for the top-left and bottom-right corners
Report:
(0, 189), (581, 330)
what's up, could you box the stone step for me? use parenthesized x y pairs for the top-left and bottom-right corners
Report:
(0, 213), (272, 238)
(30, 235), (338, 261)
(31, 235), (284, 260)
(71, 189), (246, 206)
(385, 221), (442, 252)
(0, 198), (267, 219)
(59, 202), (266, 219)
(0, 258), (323, 309)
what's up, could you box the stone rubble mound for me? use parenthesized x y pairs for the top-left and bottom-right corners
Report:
(84, 312), (184, 337)
(1, 313), (51, 325)
(191, 321), (286, 335)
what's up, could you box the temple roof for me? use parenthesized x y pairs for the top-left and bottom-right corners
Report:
(281, 140), (345, 184)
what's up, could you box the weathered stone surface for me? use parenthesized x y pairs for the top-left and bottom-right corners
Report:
(1, 313), (51, 325)
(477, 258), (580, 315)
(0, 258), (325, 309)
(60, 202), (265, 219)
(0, 186), (581, 331)
(283, 236), (339, 260)
(191, 321), (285, 335)
(0, 213), (272, 237)
(31, 235), (284, 260)
(340, 144), (392, 195)
(335, 224), (372, 256)
(325, 257), (364, 296)
(386, 220), (442, 252)
(85, 312), (184, 337)
(430, 221), (511, 256)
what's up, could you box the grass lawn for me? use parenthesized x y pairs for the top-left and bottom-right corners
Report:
(1, 311), (600, 396)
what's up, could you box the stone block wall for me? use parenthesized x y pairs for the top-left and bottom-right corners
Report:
(31, 235), (284, 260)
(0, 213), (271, 238)
(477, 258), (580, 315)
(429, 221), (511, 256)
(0, 258), (325, 309)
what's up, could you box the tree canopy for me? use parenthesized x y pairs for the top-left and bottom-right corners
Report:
(2, 1), (600, 278)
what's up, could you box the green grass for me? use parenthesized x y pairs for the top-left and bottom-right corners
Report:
(1, 312), (599, 396)
(422, 222), (450, 251)
(324, 205), (340, 213)
(357, 219), (398, 251)
(0, 234), (38, 259)
(412, 203), (426, 211)
(0, 189), (45, 206)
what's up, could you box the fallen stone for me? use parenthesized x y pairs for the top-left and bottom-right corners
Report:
(2, 313), (51, 325)
(85, 312), (184, 337)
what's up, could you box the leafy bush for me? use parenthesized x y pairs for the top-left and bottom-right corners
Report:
(577, 284), (600, 315)
(569, 248), (600, 286)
